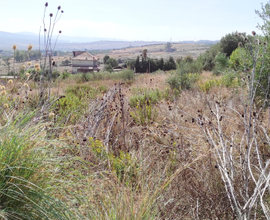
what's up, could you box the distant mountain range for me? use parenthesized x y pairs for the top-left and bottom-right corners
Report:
(0, 31), (219, 51)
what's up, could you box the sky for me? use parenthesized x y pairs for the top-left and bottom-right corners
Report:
(0, 0), (269, 41)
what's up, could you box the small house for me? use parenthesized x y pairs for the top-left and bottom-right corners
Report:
(72, 51), (100, 73)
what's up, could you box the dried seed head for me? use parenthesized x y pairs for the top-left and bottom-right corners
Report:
(23, 83), (29, 89)
(34, 63), (40, 68)
(252, 31), (256, 36)
(3, 103), (8, 109)
(44, 28), (47, 32)
(61, 10), (64, 13)
(49, 13), (53, 17)
(27, 62), (31, 66)
(57, 6), (61, 10)
(0, 90), (6, 96)
(27, 44), (32, 51)
(26, 72), (30, 77)
(45, 2), (48, 7)
(255, 39), (260, 45)
(8, 80), (13, 84)
(49, 112), (55, 118)
(59, 30), (62, 34)
(238, 42), (242, 47)
(22, 65), (26, 69)
(12, 44), (17, 50)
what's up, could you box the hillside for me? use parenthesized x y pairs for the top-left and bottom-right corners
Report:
(0, 31), (218, 51)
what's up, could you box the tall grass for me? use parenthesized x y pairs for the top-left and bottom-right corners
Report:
(0, 113), (72, 219)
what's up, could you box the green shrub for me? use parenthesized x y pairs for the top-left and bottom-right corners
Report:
(88, 137), (138, 182)
(221, 70), (240, 87)
(129, 88), (164, 108)
(229, 47), (252, 71)
(199, 79), (221, 93)
(213, 52), (229, 75)
(104, 64), (114, 72)
(54, 85), (99, 125)
(80, 72), (91, 82)
(197, 43), (221, 71)
(167, 69), (201, 91)
(26, 69), (60, 82)
(130, 100), (158, 126)
(61, 71), (71, 79)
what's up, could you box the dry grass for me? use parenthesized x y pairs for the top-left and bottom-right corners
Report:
(48, 71), (243, 219)
(2, 67), (269, 219)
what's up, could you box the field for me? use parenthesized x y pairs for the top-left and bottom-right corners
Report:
(0, 53), (269, 219)
(1, 33), (270, 219)
(0, 43), (210, 76)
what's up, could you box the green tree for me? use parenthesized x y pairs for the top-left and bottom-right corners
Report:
(164, 56), (177, 71)
(158, 58), (164, 70)
(104, 64), (113, 72)
(256, 1), (270, 36)
(165, 42), (172, 52)
(103, 55), (110, 64)
(15, 50), (25, 62)
(142, 49), (147, 59)
(3, 57), (10, 73)
(183, 55), (194, 63)
(220, 32), (247, 57)
(62, 59), (71, 66)
(105, 58), (118, 68)
(198, 43), (221, 71)
(213, 52), (229, 75)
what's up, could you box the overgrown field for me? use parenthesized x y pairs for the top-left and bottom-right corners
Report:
(2, 2), (270, 217)
(1, 46), (270, 219)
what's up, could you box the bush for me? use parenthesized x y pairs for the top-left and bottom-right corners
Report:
(198, 43), (221, 71)
(229, 47), (252, 71)
(61, 71), (71, 79)
(104, 64), (114, 72)
(129, 88), (166, 107)
(198, 79), (221, 93)
(130, 100), (158, 125)
(53, 85), (100, 125)
(220, 70), (240, 87)
(105, 57), (118, 68)
(213, 52), (229, 75)
(220, 31), (247, 57)
(80, 72), (92, 82)
(167, 68), (201, 91)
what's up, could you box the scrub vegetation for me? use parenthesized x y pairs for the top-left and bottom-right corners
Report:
(2, 1), (270, 220)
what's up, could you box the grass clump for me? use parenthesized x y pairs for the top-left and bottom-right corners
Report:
(0, 114), (71, 219)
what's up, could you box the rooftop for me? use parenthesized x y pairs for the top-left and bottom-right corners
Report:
(72, 51), (99, 61)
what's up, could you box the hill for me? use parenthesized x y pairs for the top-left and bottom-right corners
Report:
(0, 31), (218, 51)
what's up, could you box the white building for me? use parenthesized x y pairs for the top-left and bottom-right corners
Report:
(72, 51), (100, 73)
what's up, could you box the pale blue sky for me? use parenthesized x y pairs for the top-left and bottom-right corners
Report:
(0, 0), (268, 41)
